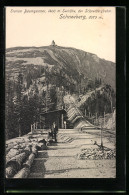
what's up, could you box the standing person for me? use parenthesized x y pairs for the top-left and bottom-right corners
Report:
(47, 129), (53, 145)
(51, 122), (55, 139)
(64, 121), (66, 129)
(54, 122), (58, 143)
(47, 129), (53, 140)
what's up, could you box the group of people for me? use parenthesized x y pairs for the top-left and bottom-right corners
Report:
(48, 122), (58, 143)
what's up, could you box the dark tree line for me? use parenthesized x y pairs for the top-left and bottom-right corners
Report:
(5, 72), (59, 140)
(82, 77), (102, 94)
(80, 84), (115, 117)
(5, 73), (40, 139)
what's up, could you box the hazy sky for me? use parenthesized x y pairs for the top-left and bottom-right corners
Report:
(6, 7), (116, 62)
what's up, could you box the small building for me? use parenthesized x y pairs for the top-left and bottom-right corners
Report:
(40, 109), (66, 129)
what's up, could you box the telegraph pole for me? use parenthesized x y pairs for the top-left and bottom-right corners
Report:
(85, 109), (86, 116)
(101, 124), (103, 149)
(61, 113), (64, 129)
(45, 68), (48, 113)
(46, 85), (48, 113)
(96, 112), (97, 125)
(104, 111), (105, 128)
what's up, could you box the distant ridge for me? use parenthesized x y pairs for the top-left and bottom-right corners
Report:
(6, 45), (115, 90)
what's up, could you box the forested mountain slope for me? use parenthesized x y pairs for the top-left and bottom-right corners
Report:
(5, 44), (115, 139)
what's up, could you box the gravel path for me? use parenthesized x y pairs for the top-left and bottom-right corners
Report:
(28, 129), (116, 178)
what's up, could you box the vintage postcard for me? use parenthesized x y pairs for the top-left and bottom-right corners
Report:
(5, 6), (116, 179)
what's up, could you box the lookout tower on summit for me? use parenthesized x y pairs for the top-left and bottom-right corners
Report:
(51, 40), (56, 46)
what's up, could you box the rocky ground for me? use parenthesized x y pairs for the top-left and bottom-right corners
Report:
(28, 129), (116, 178)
